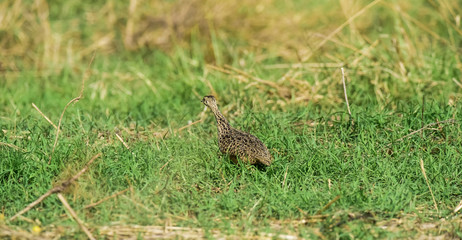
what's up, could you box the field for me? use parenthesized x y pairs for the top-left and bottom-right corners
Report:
(1, 0), (462, 239)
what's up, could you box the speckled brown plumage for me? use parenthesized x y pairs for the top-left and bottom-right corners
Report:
(201, 95), (272, 166)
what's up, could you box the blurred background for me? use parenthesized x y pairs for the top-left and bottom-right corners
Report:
(1, 0), (461, 114)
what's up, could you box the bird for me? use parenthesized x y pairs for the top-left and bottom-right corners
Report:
(201, 95), (272, 166)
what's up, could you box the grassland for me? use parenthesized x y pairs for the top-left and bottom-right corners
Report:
(1, 0), (462, 239)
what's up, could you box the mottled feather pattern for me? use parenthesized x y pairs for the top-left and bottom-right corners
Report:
(201, 95), (272, 166)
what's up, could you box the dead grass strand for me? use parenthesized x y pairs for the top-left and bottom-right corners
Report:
(9, 153), (101, 221)
(31, 103), (58, 130)
(341, 68), (352, 118)
(0, 142), (27, 152)
(49, 53), (95, 164)
(84, 188), (130, 209)
(419, 159), (438, 212)
(301, 0), (384, 62)
(57, 193), (95, 240)
(388, 119), (456, 146)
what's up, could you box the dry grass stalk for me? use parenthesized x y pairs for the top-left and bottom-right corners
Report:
(388, 119), (456, 146)
(246, 198), (262, 219)
(57, 193), (95, 240)
(84, 188), (130, 209)
(452, 78), (462, 88)
(9, 153), (101, 221)
(223, 64), (292, 99)
(419, 159), (438, 211)
(124, 0), (138, 50)
(99, 224), (299, 240)
(32, 103), (58, 130)
(454, 200), (462, 213)
(49, 53), (96, 164)
(0, 224), (57, 240)
(207, 63), (338, 107)
(341, 68), (352, 118)
(394, 5), (452, 49)
(224, 64), (280, 89)
(115, 132), (130, 150)
(159, 160), (170, 172)
(0, 142), (27, 152)
(121, 195), (154, 214)
(205, 64), (233, 74)
(301, 0), (384, 62)
(176, 119), (203, 133)
(99, 224), (220, 239)
(282, 165), (289, 189)
(263, 62), (344, 69)
(315, 195), (341, 215)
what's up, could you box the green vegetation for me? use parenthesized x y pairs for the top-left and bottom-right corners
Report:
(1, 0), (461, 238)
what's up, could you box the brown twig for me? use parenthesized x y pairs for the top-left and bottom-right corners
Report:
(49, 53), (96, 164)
(420, 159), (438, 211)
(57, 193), (96, 240)
(9, 153), (101, 221)
(32, 103), (58, 130)
(84, 188), (130, 209)
(388, 119), (456, 146)
(315, 195), (341, 215)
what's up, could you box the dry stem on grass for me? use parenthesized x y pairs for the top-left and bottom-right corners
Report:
(31, 103), (58, 130)
(388, 119), (456, 146)
(98, 224), (301, 240)
(315, 195), (341, 215)
(341, 67), (352, 119)
(454, 200), (462, 213)
(115, 132), (130, 150)
(49, 53), (96, 164)
(57, 193), (95, 240)
(84, 188), (131, 209)
(9, 153), (101, 221)
(224, 64), (292, 99)
(3, 215), (460, 240)
(300, 0), (384, 62)
(0, 142), (27, 152)
(176, 119), (204, 133)
(206, 62), (344, 108)
(420, 159), (438, 212)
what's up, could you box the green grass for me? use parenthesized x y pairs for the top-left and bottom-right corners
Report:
(1, 0), (462, 239)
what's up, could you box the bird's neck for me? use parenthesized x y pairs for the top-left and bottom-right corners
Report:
(210, 107), (231, 136)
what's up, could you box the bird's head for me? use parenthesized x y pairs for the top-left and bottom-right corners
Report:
(201, 95), (218, 109)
